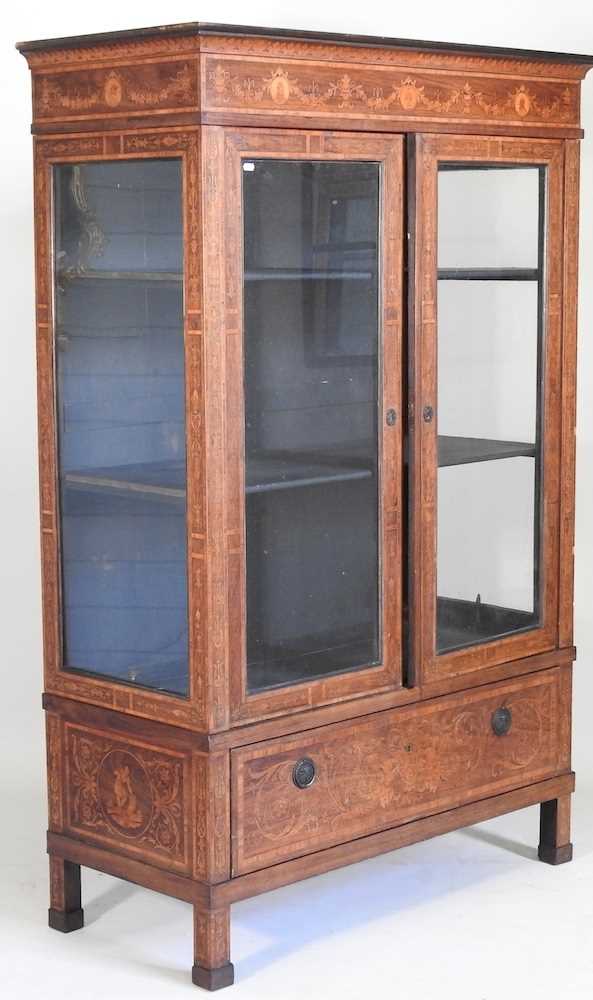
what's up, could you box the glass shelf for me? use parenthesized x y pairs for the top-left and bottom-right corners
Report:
(246, 454), (372, 494)
(63, 451), (374, 503)
(63, 461), (187, 502)
(244, 267), (375, 282)
(63, 434), (536, 506)
(438, 267), (539, 281)
(438, 436), (536, 466)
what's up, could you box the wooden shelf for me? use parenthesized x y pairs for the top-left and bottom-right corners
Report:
(438, 435), (536, 466)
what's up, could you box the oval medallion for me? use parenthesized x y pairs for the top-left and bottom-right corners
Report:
(104, 72), (123, 109)
(98, 749), (152, 838)
(269, 71), (291, 106)
(514, 89), (531, 118)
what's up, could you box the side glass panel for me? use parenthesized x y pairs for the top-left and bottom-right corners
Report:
(436, 165), (545, 654)
(242, 160), (380, 693)
(53, 160), (189, 695)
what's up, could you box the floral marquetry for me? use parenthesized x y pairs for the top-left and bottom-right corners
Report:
(64, 725), (191, 872)
(231, 670), (565, 874)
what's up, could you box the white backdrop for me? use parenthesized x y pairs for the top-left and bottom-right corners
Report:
(1, 3), (593, 998)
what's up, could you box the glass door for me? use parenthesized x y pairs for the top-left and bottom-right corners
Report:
(35, 130), (204, 729)
(410, 135), (564, 684)
(212, 129), (404, 723)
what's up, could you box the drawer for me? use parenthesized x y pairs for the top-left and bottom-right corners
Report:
(231, 667), (570, 875)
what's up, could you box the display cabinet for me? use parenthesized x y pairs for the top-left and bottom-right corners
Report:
(17, 20), (591, 990)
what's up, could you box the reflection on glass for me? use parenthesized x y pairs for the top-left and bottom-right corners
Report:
(54, 160), (189, 695)
(436, 165), (545, 654)
(243, 160), (381, 692)
(438, 167), (540, 269)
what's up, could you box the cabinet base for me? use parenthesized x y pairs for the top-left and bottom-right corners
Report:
(192, 963), (235, 991)
(538, 843), (573, 865)
(48, 907), (85, 933)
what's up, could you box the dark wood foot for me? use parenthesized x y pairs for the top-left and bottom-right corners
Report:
(193, 904), (233, 991)
(192, 963), (234, 991)
(538, 795), (573, 866)
(48, 906), (85, 932)
(48, 856), (84, 932)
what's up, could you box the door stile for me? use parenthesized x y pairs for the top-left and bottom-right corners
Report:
(558, 140), (581, 648)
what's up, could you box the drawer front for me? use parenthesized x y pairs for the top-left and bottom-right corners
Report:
(231, 668), (570, 875)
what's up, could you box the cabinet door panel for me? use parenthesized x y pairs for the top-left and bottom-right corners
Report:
(34, 131), (206, 730)
(410, 136), (563, 684)
(204, 128), (404, 724)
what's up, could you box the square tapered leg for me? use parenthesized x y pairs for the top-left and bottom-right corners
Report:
(192, 904), (234, 991)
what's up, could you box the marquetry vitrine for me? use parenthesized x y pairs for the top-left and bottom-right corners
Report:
(18, 20), (591, 991)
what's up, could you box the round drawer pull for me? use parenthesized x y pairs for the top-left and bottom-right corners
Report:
(293, 757), (316, 789)
(491, 706), (512, 737)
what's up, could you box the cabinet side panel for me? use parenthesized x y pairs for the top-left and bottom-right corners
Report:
(62, 721), (193, 874)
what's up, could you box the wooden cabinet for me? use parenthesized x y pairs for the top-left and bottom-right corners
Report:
(18, 20), (590, 992)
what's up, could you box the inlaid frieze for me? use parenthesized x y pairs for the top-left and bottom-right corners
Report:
(203, 55), (580, 128)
